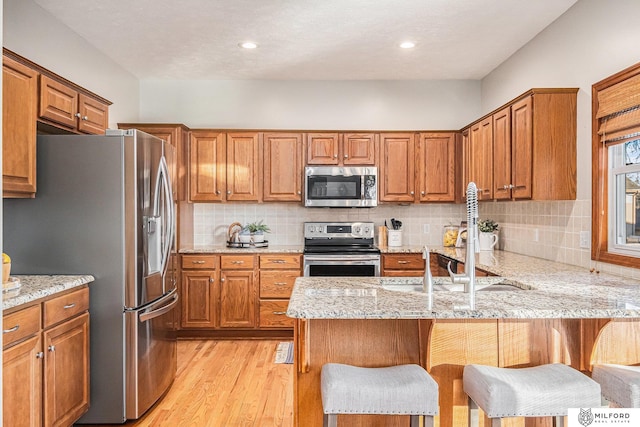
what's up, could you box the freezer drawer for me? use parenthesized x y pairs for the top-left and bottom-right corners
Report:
(125, 289), (178, 419)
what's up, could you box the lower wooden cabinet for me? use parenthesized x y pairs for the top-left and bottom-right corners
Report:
(381, 253), (425, 277)
(219, 263), (257, 328)
(2, 287), (90, 427)
(258, 254), (300, 329)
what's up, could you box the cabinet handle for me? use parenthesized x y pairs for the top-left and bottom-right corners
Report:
(270, 259), (286, 264)
(192, 260), (206, 264)
(274, 282), (288, 286)
(36, 352), (44, 359)
(3, 325), (19, 334)
(74, 113), (81, 118)
(63, 303), (76, 309)
(397, 260), (409, 264)
(272, 311), (286, 315)
(231, 260), (244, 264)
(48, 345), (56, 352)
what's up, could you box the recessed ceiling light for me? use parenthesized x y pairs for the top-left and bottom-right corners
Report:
(400, 41), (416, 49)
(239, 41), (258, 49)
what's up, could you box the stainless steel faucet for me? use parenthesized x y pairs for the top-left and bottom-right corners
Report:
(422, 246), (433, 310)
(447, 182), (479, 309)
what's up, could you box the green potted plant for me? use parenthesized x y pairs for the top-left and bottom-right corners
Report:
(477, 219), (499, 251)
(244, 220), (271, 243)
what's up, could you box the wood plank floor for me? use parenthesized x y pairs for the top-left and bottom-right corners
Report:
(85, 340), (294, 427)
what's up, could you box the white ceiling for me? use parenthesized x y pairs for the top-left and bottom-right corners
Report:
(34, 0), (578, 80)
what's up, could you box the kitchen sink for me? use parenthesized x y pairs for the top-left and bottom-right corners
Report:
(380, 276), (531, 293)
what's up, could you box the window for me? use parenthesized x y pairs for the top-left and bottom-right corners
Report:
(593, 63), (640, 268)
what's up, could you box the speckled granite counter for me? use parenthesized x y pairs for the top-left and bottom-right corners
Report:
(287, 249), (640, 319)
(179, 244), (303, 254)
(3, 275), (95, 311)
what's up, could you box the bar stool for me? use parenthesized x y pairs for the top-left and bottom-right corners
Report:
(592, 364), (640, 407)
(463, 363), (601, 427)
(321, 363), (439, 427)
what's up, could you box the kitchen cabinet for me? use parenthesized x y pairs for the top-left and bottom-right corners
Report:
(258, 254), (300, 329)
(189, 130), (227, 202)
(379, 132), (416, 202)
(3, 55), (38, 198)
(39, 74), (109, 135)
(219, 255), (257, 328)
(181, 254), (219, 328)
(381, 253), (425, 277)
(306, 133), (378, 166)
(492, 105), (514, 200)
(458, 129), (470, 202)
(469, 117), (493, 201)
(263, 133), (303, 201)
(226, 132), (262, 202)
(3, 287), (90, 427)
(416, 132), (457, 202)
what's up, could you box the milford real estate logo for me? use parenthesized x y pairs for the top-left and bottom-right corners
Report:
(568, 408), (639, 426)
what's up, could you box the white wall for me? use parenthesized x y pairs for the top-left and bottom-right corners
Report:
(3, 0), (140, 128)
(139, 79), (481, 130)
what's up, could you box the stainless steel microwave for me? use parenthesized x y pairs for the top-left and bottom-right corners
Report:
(304, 166), (378, 207)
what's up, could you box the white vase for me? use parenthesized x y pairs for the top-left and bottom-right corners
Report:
(238, 233), (252, 243)
(478, 232), (498, 251)
(252, 232), (265, 243)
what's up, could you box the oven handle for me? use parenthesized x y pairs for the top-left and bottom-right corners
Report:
(303, 256), (381, 262)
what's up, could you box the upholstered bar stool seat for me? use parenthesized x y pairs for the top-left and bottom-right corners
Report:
(593, 364), (640, 408)
(463, 363), (601, 427)
(321, 363), (438, 427)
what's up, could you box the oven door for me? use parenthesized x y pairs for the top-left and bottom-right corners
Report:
(303, 254), (381, 277)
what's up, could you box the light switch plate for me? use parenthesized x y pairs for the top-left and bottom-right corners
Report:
(423, 224), (430, 234)
(579, 231), (590, 248)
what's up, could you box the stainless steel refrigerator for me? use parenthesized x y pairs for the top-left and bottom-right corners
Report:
(3, 129), (178, 423)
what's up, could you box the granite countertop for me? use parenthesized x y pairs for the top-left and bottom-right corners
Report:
(3, 275), (95, 311)
(179, 244), (304, 254)
(287, 248), (640, 320)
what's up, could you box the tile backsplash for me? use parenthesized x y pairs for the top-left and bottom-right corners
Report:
(193, 199), (639, 280)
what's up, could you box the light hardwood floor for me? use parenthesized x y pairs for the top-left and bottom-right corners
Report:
(87, 340), (294, 427)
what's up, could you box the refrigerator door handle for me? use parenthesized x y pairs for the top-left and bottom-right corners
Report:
(138, 289), (179, 323)
(154, 155), (174, 276)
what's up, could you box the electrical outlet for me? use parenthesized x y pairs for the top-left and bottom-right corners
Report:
(580, 231), (590, 248)
(423, 224), (430, 234)
(533, 228), (539, 242)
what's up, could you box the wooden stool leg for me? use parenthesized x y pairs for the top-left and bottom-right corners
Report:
(323, 413), (337, 427)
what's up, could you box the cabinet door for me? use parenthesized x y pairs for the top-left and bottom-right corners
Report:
(306, 133), (340, 165)
(226, 132), (262, 201)
(263, 133), (303, 201)
(417, 133), (456, 202)
(379, 133), (416, 202)
(43, 312), (90, 427)
(219, 269), (256, 328)
(189, 131), (226, 202)
(181, 271), (218, 328)
(3, 335), (42, 427)
(39, 75), (79, 130)
(469, 117), (493, 200)
(492, 106), (512, 200)
(459, 128), (470, 202)
(3, 56), (38, 198)
(77, 93), (109, 135)
(342, 133), (377, 165)
(511, 96), (533, 199)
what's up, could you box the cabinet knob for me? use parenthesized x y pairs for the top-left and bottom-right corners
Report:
(82, 116), (88, 121)
(36, 352), (44, 359)
(48, 345), (56, 352)
(421, 191), (425, 195)
(344, 154), (348, 159)
(410, 191), (414, 195)
(297, 191), (301, 195)
(333, 154), (338, 158)
(227, 190), (232, 195)
(220, 277), (225, 283)
(74, 113), (81, 118)
(209, 277), (214, 283)
(216, 190), (221, 195)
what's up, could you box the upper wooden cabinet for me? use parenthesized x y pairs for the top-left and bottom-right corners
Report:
(417, 132), (457, 202)
(465, 88), (577, 201)
(2, 55), (38, 198)
(379, 132), (416, 203)
(189, 130), (227, 202)
(39, 75), (109, 135)
(263, 133), (303, 202)
(306, 132), (377, 165)
(226, 132), (262, 201)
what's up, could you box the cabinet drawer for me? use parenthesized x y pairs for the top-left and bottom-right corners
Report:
(259, 300), (294, 328)
(382, 254), (425, 270)
(259, 254), (301, 270)
(181, 255), (218, 270)
(3, 304), (41, 348)
(260, 271), (298, 298)
(220, 255), (255, 270)
(43, 287), (89, 329)
(382, 270), (424, 277)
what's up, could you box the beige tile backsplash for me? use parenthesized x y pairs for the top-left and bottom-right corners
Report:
(193, 199), (639, 280)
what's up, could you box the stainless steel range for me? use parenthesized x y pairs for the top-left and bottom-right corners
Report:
(303, 221), (381, 277)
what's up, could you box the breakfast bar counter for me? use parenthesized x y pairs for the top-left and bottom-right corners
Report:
(287, 251), (640, 427)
